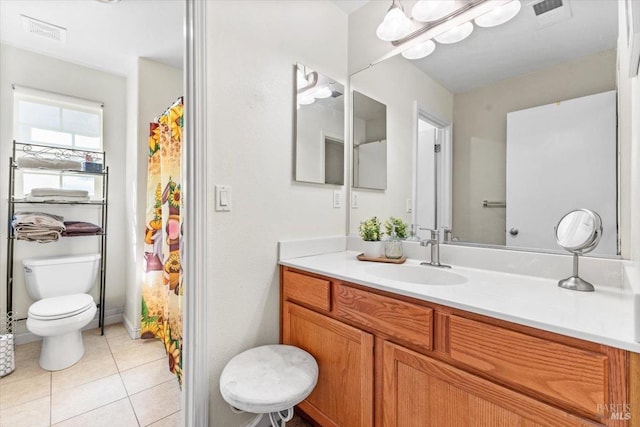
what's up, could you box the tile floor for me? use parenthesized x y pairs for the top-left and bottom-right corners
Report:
(0, 323), (181, 427)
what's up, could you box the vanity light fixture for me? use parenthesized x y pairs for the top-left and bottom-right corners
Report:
(401, 39), (436, 59)
(434, 21), (474, 44)
(296, 64), (333, 108)
(475, 0), (522, 27)
(376, 0), (522, 61)
(412, 0), (458, 22)
(376, 0), (414, 42)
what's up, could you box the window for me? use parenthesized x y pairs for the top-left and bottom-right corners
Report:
(13, 86), (103, 197)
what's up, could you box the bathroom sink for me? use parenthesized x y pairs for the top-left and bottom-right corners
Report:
(365, 264), (467, 286)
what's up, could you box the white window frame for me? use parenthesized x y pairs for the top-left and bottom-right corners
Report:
(12, 85), (104, 198)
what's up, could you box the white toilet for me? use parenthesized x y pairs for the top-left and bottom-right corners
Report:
(23, 253), (100, 371)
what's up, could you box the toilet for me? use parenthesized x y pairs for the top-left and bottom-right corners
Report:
(23, 253), (100, 371)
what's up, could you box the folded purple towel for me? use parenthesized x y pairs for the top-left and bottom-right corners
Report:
(61, 221), (103, 236)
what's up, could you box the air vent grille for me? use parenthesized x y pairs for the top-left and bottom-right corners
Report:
(21, 15), (67, 43)
(533, 0), (563, 16)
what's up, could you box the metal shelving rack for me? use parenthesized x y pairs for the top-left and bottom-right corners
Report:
(5, 141), (109, 335)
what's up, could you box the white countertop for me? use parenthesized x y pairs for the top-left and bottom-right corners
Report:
(280, 251), (640, 353)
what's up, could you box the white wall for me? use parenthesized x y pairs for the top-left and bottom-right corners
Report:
(207, 1), (347, 425)
(452, 49), (616, 246)
(123, 58), (182, 337)
(0, 44), (126, 330)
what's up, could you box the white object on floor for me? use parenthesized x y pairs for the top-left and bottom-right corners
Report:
(219, 345), (318, 427)
(23, 254), (100, 370)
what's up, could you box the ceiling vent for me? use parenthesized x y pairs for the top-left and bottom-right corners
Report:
(21, 15), (67, 43)
(528, 0), (572, 28)
(533, 0), (563, 16)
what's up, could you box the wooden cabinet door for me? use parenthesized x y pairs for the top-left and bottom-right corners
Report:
(283, 302), (374, 427)
(382, 341), (601, 427)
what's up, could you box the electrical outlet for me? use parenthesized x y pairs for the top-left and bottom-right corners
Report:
(333, 190), (342, 208)
(352, 191), (359, 208)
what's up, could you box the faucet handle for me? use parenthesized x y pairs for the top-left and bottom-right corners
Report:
(419, 227), (439, 240)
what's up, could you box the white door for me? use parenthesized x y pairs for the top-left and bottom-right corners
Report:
(505, 90), (616, 255)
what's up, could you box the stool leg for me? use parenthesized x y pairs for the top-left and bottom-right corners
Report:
(268, 408), (294, 426)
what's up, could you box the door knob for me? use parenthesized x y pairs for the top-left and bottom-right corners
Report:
(509, 228), (519, 236)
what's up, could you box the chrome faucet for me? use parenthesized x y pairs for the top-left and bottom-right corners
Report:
(419, 228), (451, 268)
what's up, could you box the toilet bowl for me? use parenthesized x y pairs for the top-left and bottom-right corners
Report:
(27, 294), (97, 370)
(23, 254), (100, 371)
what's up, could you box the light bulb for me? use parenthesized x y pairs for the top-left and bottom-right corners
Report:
(411, 0), (457, 22)
(376, 3), (413, 42)
(401, 40), (436, 60)
(475, 0), (522, 28)
(434, 21), (474, 44)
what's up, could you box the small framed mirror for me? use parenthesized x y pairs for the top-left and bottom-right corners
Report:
(352, 91), (387, 190)
(555, 209), (603, 291)
(294, 63), (345, 185)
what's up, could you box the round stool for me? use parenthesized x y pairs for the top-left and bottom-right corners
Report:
(220, 344), (318, 427)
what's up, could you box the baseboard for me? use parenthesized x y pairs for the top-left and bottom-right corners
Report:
(13, 306), (124, 345)
(122, 312), (140, 339)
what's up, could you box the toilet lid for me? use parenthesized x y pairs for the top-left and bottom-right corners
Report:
(29, 294), (95, 320)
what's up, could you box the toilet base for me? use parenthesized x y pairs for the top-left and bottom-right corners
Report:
(40, 330), (85, 371)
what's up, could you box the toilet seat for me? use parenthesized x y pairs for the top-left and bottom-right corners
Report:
(28, 293), (94, 320)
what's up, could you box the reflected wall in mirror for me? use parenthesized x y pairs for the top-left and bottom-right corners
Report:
(352, 91), (387, 190)
(294, 63), (345, 185)
(348, 0), (619, 256)
(349, 54), (452, 235)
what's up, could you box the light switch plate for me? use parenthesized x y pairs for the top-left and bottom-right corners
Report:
(333, 189), (342, 208)
(406, 198), (412, 213)
(352, 191), (359, 208)
(215, 185), (231, 212)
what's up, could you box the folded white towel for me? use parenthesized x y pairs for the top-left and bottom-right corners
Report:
(30, 188), (89, 198)
(16, 157), (82, 170)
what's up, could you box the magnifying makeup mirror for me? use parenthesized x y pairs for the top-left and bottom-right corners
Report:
(555, 209), (603, 292)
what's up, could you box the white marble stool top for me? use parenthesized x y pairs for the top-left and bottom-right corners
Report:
(220, 345), (318, 414)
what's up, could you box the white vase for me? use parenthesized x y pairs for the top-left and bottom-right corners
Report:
(362, 240), (382, 258)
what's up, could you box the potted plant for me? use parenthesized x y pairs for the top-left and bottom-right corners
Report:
(384, 217), (408, 239)
(384, 217), (408, 259)
(359, 216), (383, 257)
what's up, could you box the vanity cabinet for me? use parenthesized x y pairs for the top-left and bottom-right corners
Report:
(282, 302), (374, 426)
(280, 266), (635, 427)
(382, 340), (595, 427)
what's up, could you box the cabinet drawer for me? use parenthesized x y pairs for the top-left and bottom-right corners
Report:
(282, 269), (331, 312)
(334, 284), (432, 352)
(448, 315), (608, 418)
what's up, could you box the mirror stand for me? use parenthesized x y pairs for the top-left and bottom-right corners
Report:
(558, 253), (594, 292)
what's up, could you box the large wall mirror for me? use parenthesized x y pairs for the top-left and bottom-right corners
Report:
(349, 0), (619, 257)
(352, 91), (387, 190)
(294, 63), (345, 185)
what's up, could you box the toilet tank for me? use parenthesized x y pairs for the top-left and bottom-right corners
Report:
(22, 254), (101, 300)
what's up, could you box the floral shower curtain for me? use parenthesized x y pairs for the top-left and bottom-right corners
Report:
(141, 98), (184, 385)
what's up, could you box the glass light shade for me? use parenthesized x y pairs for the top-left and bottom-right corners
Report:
(401, 40), (436, 60)
(434, 21), (474, 44)
(312, 86), (332, 99)
(376, 5), (413, 42)
(475, 0), (522, 28)
(297, 94), (315, 105)
(411, 0), (457, 22)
